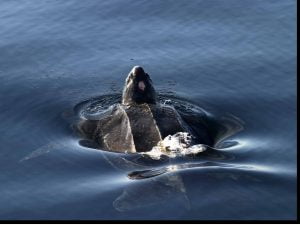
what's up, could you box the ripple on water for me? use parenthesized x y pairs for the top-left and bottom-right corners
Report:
(70, 93), (247, 179)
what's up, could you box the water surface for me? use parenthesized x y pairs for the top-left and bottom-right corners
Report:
(0, 0), (296, 220)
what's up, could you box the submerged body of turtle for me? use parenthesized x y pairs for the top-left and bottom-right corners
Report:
(20, 66), (244, 212)
(73, 66), (244, 211)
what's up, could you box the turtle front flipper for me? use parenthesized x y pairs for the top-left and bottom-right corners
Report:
(77, 104), (136, 153)
(124, 104), (162, 152)
(95, 104), (136, 153)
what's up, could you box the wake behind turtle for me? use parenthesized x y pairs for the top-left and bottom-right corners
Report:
(77, 66), (213, 154)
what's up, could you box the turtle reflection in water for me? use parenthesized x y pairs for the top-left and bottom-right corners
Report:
(76, 66), (243, 212)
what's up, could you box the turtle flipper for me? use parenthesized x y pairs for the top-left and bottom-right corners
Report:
(96, 104), (136, 153)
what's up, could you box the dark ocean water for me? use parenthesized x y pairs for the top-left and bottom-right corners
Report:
(0, 0), (296, 220)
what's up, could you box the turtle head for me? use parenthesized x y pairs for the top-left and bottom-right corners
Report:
(122, 66), (156, 105)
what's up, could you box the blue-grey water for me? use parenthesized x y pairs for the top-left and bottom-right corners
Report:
(0, 0), (296, 220)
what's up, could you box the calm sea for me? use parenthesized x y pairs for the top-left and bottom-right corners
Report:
(0, 0), (296, 220)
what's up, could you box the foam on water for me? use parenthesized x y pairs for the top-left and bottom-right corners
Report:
(142, 132), (207, 160)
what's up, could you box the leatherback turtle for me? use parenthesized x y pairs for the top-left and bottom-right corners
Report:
(19, 66), (244, 212)
(77, 66), (212, 154)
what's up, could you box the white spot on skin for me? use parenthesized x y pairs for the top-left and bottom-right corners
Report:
(138, 81), (145, 91)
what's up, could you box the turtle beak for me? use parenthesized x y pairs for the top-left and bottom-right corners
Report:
(138, 81), (146, 91)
